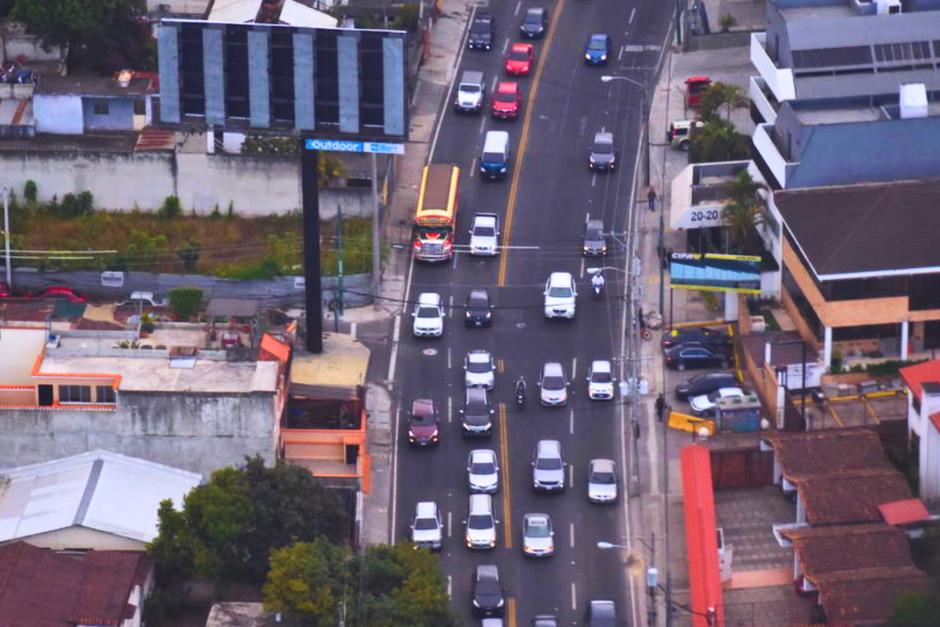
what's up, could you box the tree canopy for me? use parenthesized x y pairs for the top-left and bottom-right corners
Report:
(886, 591), (940, 627)
(263, 541), (456, 627)
(11, 0), (154, 72)
(721, 170), (767, 254)
(148, 457), (350, 585)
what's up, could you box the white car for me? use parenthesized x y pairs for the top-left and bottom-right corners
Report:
(410, 501), (443, 551)
(465, 350), (496, 390)
(469, 212), (500, 256)
(587, 360), (615, 400)
(689, 386), (745, 417)
(412, 292), (444, 337)
(587, 459), (618, 503)
(538, 361), (568, 406)
(543, 272), (577, 319)
(521, 513), (555, 557)
(467, 449), (500, 494)
(465, 493), (498, 550)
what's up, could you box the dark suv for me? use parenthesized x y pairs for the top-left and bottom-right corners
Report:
(407, 398), (440, 447)
(582, 219), (608, 256)
(465, 288), (494, 327)
(472, 565), (505, 617)
(675, 371), (739, 401)
(520, 7), (547, 38)
(468, 11), (495, 50)
(461, 387), (494, 438)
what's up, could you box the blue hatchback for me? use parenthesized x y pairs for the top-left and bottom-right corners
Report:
(584, 33), (611, 66)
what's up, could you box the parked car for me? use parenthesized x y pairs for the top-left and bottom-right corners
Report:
(33, 285), (86, 303)
(532, 439), (565, 493)
(519, 7), (548, 38)
(491, 80), (521, 120)
(587, 458), (618, 503)
(674, 371), (739, 401)
(467, 448), (500, 494)
(465, 288), (494, 327)
(465, 350), (496, 390)
(118, 291), (168, 308)
(407, 398), (440, 447)
(410, 501), (443, 551)
(583, 33), (612, 65)
(472, 564), (505, 616)
(689, 387), (745, 417)
(664, 343), (732, 371)
(504, 42), (534, 76)
(685, 76), (712, 108)
(661, 327), (731, 351)
(666, 118), (704, 150)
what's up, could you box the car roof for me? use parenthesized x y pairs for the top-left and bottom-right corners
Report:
(469, 288), (490, 299)
(468, 350), (491, 362)
(411, 398), (434, 415)
(716, 387), (744, 397)
(415, 501), (438, 517)
(590, 458), (616, 473)
(417, 292), (441, 306)
(526, 7), (545, 16)
(469, 493), (493, 512)
(593, 131), (613, 143)
(548, 271), (573, 285)
(542, 362), (563, 376)
(590, 599), (617, 614)
(537, 439), (561, 456)
(496, 81), (518, 93)
(470, 448), (497, 463)
(511, 42), (533, 52)
(524, 512), (550, 525)
(591, 359), (612, 372)
(476, 564), (499, 579)
(467, 387), (488, 402)
(589, 33), (609, 41)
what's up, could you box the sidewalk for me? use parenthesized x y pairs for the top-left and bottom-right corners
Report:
(354, 0), (471, 548)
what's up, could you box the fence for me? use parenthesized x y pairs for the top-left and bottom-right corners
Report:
(5, 267), (373, 308)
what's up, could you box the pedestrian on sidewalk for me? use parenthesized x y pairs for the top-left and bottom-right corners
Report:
(647, 186), (657, 211)
(655, 393), (665, 422)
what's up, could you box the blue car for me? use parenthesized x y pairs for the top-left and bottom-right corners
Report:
(584, 33), (611, 66)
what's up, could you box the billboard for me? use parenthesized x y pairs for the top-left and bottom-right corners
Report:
(157, 19), (408, 143)
(669, 252), (761, 294)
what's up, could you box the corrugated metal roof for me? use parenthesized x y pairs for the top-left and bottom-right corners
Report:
(0, 450), (201, 545)
(208, 0), (262, 22)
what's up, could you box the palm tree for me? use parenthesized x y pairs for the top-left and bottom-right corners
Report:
(699, 82), (748, 123)
(722, 170), (767, 254)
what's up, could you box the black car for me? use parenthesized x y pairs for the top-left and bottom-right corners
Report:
(468, 11), (494, 50)
(675, 371), (739, 401)
(461, 387), (494, 438)
(472, 564), (505, 617)
(661, 326), (731, 350)
(582, 219), (608, 256)
(664, 343), (732, 371)
(519, 7), (547, 38)
(585, 599), (617, 626)
(465, 288), (494, 327)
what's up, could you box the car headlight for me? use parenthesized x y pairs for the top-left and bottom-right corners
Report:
(589, 156), (596, 164)
(430, 429), (439, 440)
(485, 311), (491, 318)
(473, 599), (480, 607)
(500, 166), (506, 172)
(585, 53), (592, 60)
(496, 598), (505, 607)
(600, 54), (607, 60)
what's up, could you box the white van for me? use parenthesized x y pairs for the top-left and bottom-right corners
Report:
(480, 131), (510, 180)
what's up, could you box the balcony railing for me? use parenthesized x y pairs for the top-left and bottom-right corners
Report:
(749, 76), (777, 125)
(753, 124), (790, 188)
(750, 33), (795, 103)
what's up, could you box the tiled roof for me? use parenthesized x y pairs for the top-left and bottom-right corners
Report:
(795, 469), (912, 525)
(783, 524), (914, 578)
(816, 566), (929, 626)
(878, 498), (930, 526)
(764, 429), (890, 479)
(0, 542), (150, 627)
(899, 359), (940, 401)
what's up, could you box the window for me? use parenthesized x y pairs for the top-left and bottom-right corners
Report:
(59, 385), (92, 403)
(224, 28), (249, 119)
(179, 23), (206, 116)
(133, 99), (146, 115)
(93, 100), (109, 115)
(270, 29), (295, 124)
(360, 32), (385, 129)
(315, 31), (339, 130)
(791, 46), (872, 69)
(96, 385), (116, 404)
(874, 41), (932, 64)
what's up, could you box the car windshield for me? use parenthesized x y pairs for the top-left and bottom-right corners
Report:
(526, 518), (551, 537)
(414, 517), (438, 530)
(592, 371), (613, 383)
(494, 91), (515, 102)
(589, 37), (607, 50)
(509, 49), (529, 61)
(592, 140), (613, 154)
(461, 83), (481, 92)
(524, 12), (541, 24)
(547, 286), (572, 298)
(466, 400), (489, 416)
(410, 412), (434, 426)
(468, 514), (493, 529)
(591, 471), (616, 484)
(416, 306), (439, 319)
(586, 226), (604, 239)
(467, 359), (492, 373)
(471, 460), (496, 474)
(536, 456), (562, 470)
(468, 296), (488, 309)
(470, 23), (489, 34)
(482, 151), (504, 163)
(542, 375), (565, 390)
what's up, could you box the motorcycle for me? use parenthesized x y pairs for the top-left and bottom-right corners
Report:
(515, 379), (527, 408)
(591, 273), (605, 298)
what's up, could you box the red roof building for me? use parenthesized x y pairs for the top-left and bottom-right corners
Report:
(0, 542), (153, 627)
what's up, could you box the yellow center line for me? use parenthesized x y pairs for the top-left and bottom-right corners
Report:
(507, 597), (517, 627)
(497, 0), (569, 287)
(498, 402), (513, 548)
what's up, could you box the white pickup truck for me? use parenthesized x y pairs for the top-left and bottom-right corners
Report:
(469, 212), (500, 256)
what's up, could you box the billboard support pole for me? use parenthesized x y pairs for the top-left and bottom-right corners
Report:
(301, 142), (323, 353)
(371, 153), (381, 309)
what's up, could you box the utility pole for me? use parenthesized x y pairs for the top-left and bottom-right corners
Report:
(2, 187), (10, 289)
(370, 153), (381, 309)
(337, 204), (345, 315)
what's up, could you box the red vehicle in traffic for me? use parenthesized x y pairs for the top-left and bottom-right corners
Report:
(0, 281), (10, 298)
(685, 76), (711, 108)
(407, 398), (440, 447)
(504, 42), (534, 76)
(32, 285), (87, 303)
(491, 81), (521, 119)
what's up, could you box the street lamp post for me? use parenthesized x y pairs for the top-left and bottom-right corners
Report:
(2, 187), (11, 289)
(598, 535), (658, 626)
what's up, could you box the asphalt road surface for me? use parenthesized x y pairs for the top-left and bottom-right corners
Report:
(392, 0), (674, 624)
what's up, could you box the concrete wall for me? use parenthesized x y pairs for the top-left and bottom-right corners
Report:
(0, 391), (278, 476)
(33, 95), (84, 135)
(83, 97), (136, 131)
(17, 526), (147, 552)
(0, 148), (376, 217)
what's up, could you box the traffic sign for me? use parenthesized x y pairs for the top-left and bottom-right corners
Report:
(304, 138), (405, 155)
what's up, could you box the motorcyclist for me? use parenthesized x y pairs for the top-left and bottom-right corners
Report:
(515, 376), (527, 403)
(591, 270), (606, 293)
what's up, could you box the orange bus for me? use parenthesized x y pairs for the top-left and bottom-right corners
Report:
(413, 164), (460, 262)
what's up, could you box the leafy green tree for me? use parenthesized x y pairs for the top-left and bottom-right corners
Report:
(12, 0), (154, 72)
(125, 229), (168, 270)
(176, 238), (201, 272)
(722, 170), (767, 254)
(886, 591), (940, 627)
(158, 195), (182, 220)
(699, 81), (748, 123)
(689, 118), (750, 163)
(168, 286), (203, 320)
(263, 539), (348, 625)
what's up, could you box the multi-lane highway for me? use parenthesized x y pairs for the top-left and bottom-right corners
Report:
(391, 0), (673, 623)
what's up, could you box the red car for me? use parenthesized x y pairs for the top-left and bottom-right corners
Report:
(0, 281), (10, 298)
(685, 76), (712, 108)
(504, 42), (534, 76)
(407, 398), (440, 447)
(33, 285), (87, 303)
(491, 81), (521, 119)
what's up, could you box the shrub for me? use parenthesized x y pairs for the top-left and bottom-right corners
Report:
(158, 195), (182, 220)
(176, 238), (201, 272)
(23, 180), (37, 206)
(719, 14), (737, 32)
(53, 191), (95, 218)
(168, 287), (203, 321)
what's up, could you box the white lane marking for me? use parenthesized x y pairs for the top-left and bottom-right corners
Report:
(350, 322), (357, 338)
(591, 173), (597, 187)
(478, 115), (486, 134)
(452, 248), (460, 269)
(571, 582), (578, 610)
(448, 294), (454, 318)
(515, 0), (522, 15)
(448, 511), (453, 537)
(629, 7), (636, 23)
(618, 45), (624, 62)
(570, 522), (575, 548)
(502, 38), (510, 54)
(571, 357), (577, 380)
(470, 157), (478, 178)
(490, 75), (498, 91)
(579, 257), (586, 279)
(585, 212), (591, 224)
(568, 463), (574, 488)
(447, 575), (453, 599)
(569, 408), (575, 434)
(447, 346), (453, 369)
(391, 406), (402, 542)
(448, 395), (453, 423)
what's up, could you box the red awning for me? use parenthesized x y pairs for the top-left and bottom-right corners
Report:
(681, 444), (724, 627)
